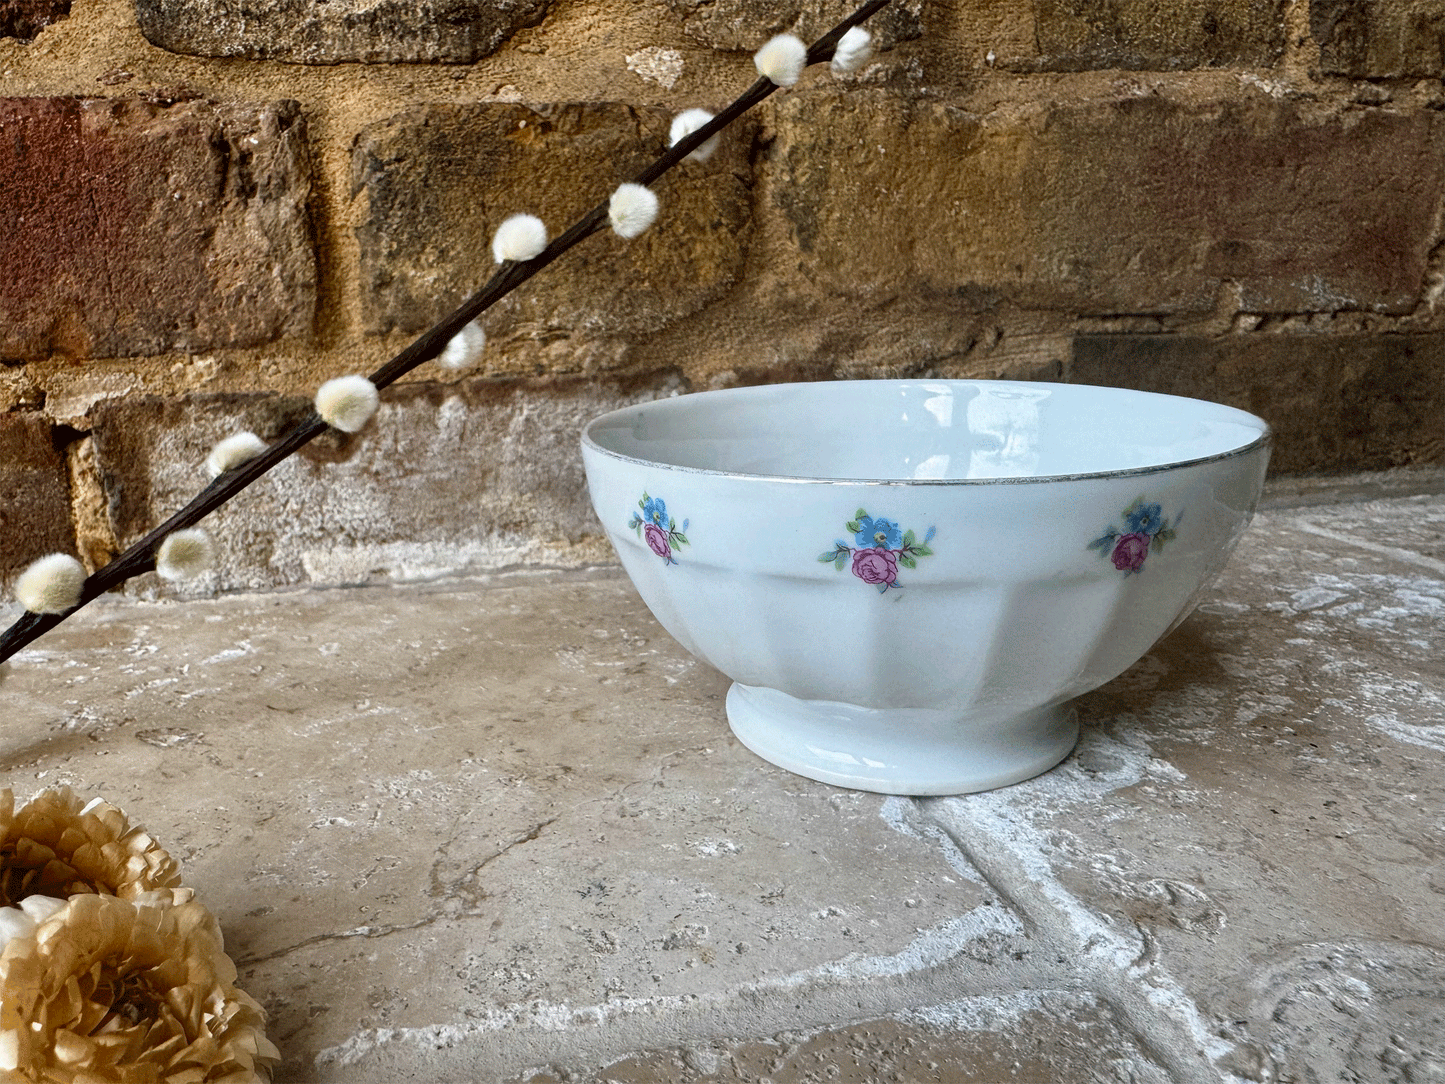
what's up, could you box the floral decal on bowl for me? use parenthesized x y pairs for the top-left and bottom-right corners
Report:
(629, 492), (689, 565)
(1089, 498), (1181, 574)
(818, 509), (935, 593)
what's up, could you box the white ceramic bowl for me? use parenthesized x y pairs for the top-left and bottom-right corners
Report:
(582, 380), (1270, 795)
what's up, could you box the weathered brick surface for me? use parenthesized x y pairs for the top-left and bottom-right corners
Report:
(665, 0), (923, 52)
(1028, 0), (1288, 70)
(1070, 332), (1445, 473)
(136, 0), (548, 63)
(87, 376), (667, 591)
(0, 0), (69, 40)
(1312, 0), (1445, 77)
(0, 97), (315, 361)
(352, 103), (754, 354)
(768, 91), (1445, 316)
(0, 413), (75, 581)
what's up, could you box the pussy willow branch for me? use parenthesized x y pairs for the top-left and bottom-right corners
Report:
(0, 0), (892, 663)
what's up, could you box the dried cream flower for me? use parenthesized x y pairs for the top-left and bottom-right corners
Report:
(831, 26), (872, 74)
(755, 33), (808, 86)
(0, 896), (65, 955)
(609, 183), (660, 239)
(0, 893), (279, 1082)
(492, 213), (549, 263)
(14, 554), (85, 615)
(439, 320), (486, 370)
(206, 432), (268, 479)
(0, 788), (183, 905)
(156, 529), (214, 582)
(315, 374), (380, 433)
(669, 108), (721, 163)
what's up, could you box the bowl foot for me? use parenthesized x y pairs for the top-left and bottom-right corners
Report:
(725, 684), (1079, 796)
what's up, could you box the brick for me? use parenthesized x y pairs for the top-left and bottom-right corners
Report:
(665, 0), (923, 53)
(0, 0), (69, 41)
(136, 0), (549, 63)
(351, 103), (753, 348)
(87, 376), (672, 591)
(0, 413), (75, 582)
(0, 97), (315, 361)
(1029, 0), (1288, 70)
(1312, 0), (1445, 77)
(1069, 332), (1445, 473)
(767, 91), (1445, 316)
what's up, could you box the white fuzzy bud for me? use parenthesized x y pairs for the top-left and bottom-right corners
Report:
(206, 431), (268, 479)
(18, 896), (66, 924)
(669, 108), (721, 163)
(438, 321), (486, 370)
(609, 183), (660, 239)
(831, 26), (872, 74)
(156, 528), (214, 582)
(755, 34), (808, 87)
(492, 213), (549, 263)
(0, 896), (66, 955)
(14, 554), (85, 615)
(315, 374), (380, 433)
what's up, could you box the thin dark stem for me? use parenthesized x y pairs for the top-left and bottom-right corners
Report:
(0, 0), (892, 664)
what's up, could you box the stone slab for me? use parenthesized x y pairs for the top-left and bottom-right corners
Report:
(922, 491), (1445, 1082)
(351, 102), (754, 352)
(0, 97), (315, 361)
(1, 479), (1441, 1081)
(135, 0), (549, 63)
(766, 91), (1445, 316)
(1069, 332), (1445, 474)
(2, 573), (996, 1081)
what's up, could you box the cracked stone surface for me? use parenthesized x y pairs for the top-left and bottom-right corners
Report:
(1, 472), (1442, 1082)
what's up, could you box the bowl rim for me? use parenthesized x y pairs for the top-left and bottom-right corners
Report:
(582, 379), (1273, 487)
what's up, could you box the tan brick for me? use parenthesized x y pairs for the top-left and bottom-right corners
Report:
(0, 413), (75, 582)
(665, 0), (923, 52)
(1312, 0), (1445, 77)
(0, 97), (315, 361)
(1029, 0), (1288, 70)
(1069, 332), (1445, 473)
(136, 0), (549, 63)
(351, 102), (754, 355)
(767, 91), (1445, 316)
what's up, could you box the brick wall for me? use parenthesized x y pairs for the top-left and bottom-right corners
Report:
(1, 0), (1442, 593)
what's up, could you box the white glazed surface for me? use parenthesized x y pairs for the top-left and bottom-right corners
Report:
(582, 380), (1270, 795)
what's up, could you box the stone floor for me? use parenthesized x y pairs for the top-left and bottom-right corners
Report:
(3, 472), (1443, 1083)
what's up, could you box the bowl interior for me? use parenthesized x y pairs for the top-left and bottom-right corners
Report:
(585, 380), (1269, 482)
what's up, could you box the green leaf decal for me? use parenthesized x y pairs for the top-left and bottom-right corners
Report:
(672, 533), (689, 546)
(835, 555), (846, 572)
(899, 554), (917, 570)
(903, 528), (916, 547)
(845, 521), (861, 535)
(912, 545), (933, 557)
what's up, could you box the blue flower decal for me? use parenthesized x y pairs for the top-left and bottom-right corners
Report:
(1124, 502), (1165, 537)
(853, 515), (903, 551)
(642, 495), (668, 528)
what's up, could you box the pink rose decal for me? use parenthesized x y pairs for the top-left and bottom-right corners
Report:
(644, 522), (671, 561)
(851, 547), (899, 586)
(1089, 498), (1181, 574)
(628, 492), (688, 565)
(820, 509), (935, 593)
(1110, 532), (1149, 572)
